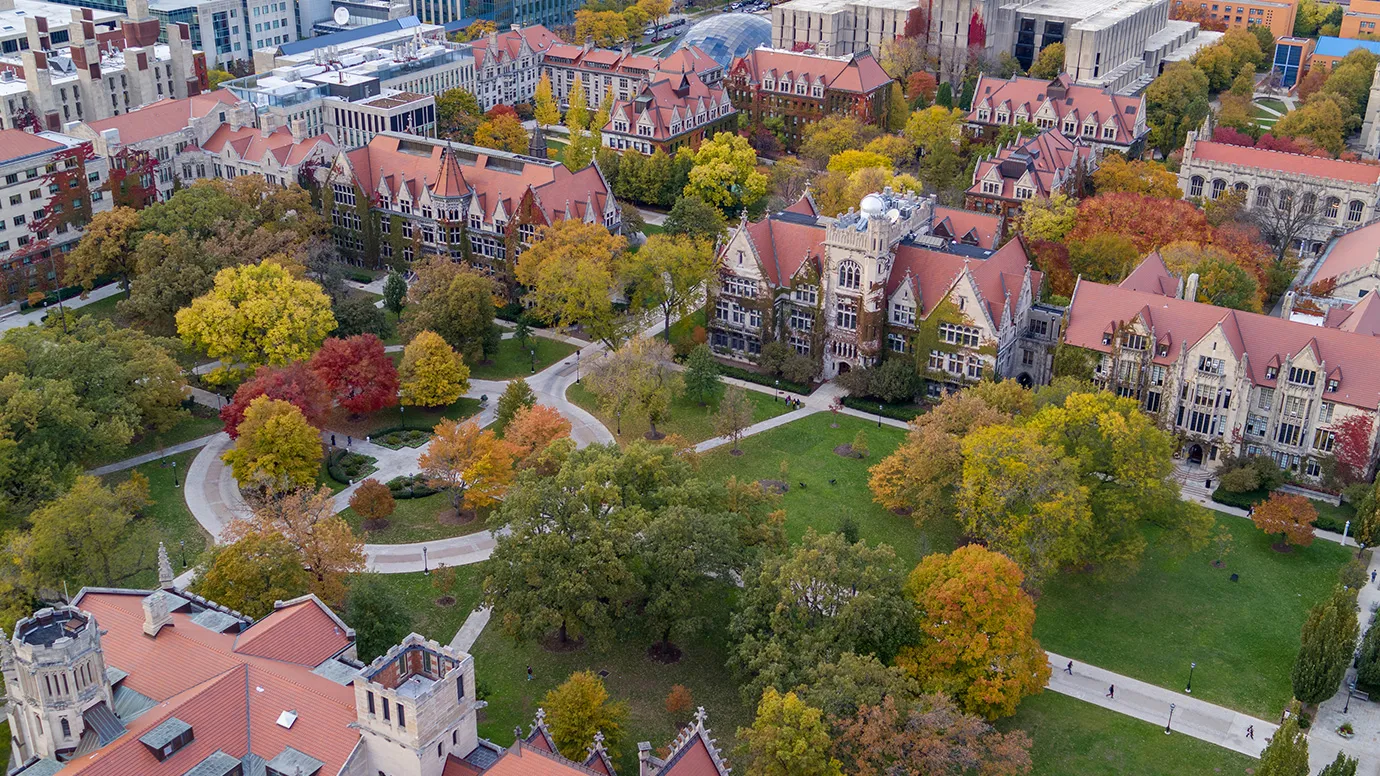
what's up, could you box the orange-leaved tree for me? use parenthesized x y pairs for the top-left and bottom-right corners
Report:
(1252, 492), (1317, 550)
(505, 404), (572, 467)
(224, 485), (365, 607)
(349, 478), (396, 530)
(418, 419), (516, 515)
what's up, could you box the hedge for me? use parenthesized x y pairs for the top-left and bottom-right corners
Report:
(1211, 486), (1350, 533)
(718, 364), (811, 395)
(386, 474), (438, 499)
(369, 427), (431, 450)
(19, 273), (119, 311)
(841, 396), (923, 421)
(327, 450), (376, 484)
(347, 271), (374, 284)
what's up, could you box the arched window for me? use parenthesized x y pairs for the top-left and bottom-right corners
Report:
(1324, 197), (1340, 219)
(1233, 181), (1248, 195)
(1278, 189), (1293, 210)
(1255, 186), (1271, 208)
(1189, 176), (1204, 197)
(838, 260), (861, 290)
(1348, 200), (1365, 222)
(1210, 179), (1226, 199)
(60, 719), (70, 738)
(1301, 192), (1317, 214)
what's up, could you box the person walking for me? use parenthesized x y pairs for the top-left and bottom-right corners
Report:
(526, 665), (533, 682)
(1245, 725), (1254, 740)
(1106, 685), (1115, 699)
(1065, 660), (1074, 675)
(1371, 570), (1376, 585)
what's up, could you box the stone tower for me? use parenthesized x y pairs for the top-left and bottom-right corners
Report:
(353, 633), (481, 776)
(2, 607), (115, 765)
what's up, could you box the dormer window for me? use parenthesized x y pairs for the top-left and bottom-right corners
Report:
(982, 180), (1000, 195)
(140, 718), (194, 761)
(811, 85), (823, 97)
(995, 111), (1009, 124)
(1015, 186), (1034, 199)
(977, 109), (990, 121)
(1327, 378), (1340, 392)
(1062, 119), (1076, 133)
(1266, 366), (1278, 380)
(763, 78), (774, 90)
(1102, 126), (1115, 139)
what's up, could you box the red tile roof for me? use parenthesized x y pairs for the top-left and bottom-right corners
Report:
(63, 590), (359, 776)
(890, 236), (1036, 326)
(1326, 292), (1380, 336)
(200, 124), (336, 169)
(470, 25), (560, 70)
(969, 74), (1144, 146)
(84, 92), (241, 145)
(233, 597), (351, 665)
(728, 49), (892, 94)
(660, 736), (723, 776)
(741, 213), (825, 286)
(1066, 278), (1380, 409)
(0, 129), (65, 164)
(655, 46), (720, 78)
(931, 206), (999, 250)
(606, 72), (733, 142)
(969, 129), (1092, 201)
(481, 741), (606, 776)
(1187, 139), (1380, 185)
(1118, 252), (1179, 297)
(1311, 219), (1380, 284)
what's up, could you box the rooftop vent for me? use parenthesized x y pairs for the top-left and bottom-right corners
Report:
(276, 710), (298, 729)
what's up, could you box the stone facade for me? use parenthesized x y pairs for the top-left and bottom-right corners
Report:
(724, 48), (892, 149)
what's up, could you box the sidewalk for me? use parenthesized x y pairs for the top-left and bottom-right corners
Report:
(0, 282), (122, 332)
(694, 407), (818, 453)
(88, 434), (218, 476)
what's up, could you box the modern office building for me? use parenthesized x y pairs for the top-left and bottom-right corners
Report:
(770, 0), (922, 57)
(1270, 35), (1312, 87)
(0, 0), (122, 57)
(1171, 0), (1297, 37)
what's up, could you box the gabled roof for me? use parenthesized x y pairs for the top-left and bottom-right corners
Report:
(84, 92), (241, 145)
(728, 48), (892, 94)
(200, 124), (335, 169)
(890, 235), (1036, 325)
(470, 25), (559, 69)
(604, 71), (732, 142)
(0, 129), (65, 165)
(654, 46), (720, 78)
(1119, 252), (1179, 297)
(232, 595), (352, 666)
(968, 74), (1144, 145)
(740, 212), (825, 286)
(967, 129), (1092, 201)
(1326, 292), (1380, 336)
(1186, 139), (1380, 185)
(1310, 219), (1380, 285)
(931, 206), (999, 250)
(1066, 278), (1380, 409)
(647, 709), (730, 776)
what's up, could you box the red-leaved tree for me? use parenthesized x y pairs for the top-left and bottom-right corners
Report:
(1256, 133), (1306, 154)
(309, 334), (400, 416)
(1332, 414), (1375, 484)
(1069, 193), (1213, 255)
(1212, 126), (1256, 148)
(221, 363), (333, 438)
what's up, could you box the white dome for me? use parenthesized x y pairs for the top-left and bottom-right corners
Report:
(860, 194), (885, 216)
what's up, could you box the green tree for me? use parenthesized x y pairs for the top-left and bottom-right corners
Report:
(63, 206), (142, 293)
(1067, 233), (1139, 283)
(1273, 94), (1346, 156)
(683, 133), (767, 213)
(663, 195), (729, 242)
(1256, 709), (1309, 776)
(543, 671), (629, 760)
(794, 652), (921, 721)
(1018, 192), (1079, 242)
(496, 377), (537, 428)
(400, 258), (497, 363)
(620, 234), (717, 340)
(729, 530), (915, 703)
(1356, 619), (1380, 692)
(737, 688), (842, 776)
(683, 344), (722, 404)
(176, 261), (336, 384)
(1029, 42), (1065, 79)
(639, 501), (738, 655)
(566, 77), (590, 133)
(383, 270), (407, 318)
(1318, 753), (1359, 776)
(1291, 585), (1359, 705)
(515, 220), (626, 346)
(346, 573), (412, 662)
(192, 532), (311, 619)
(1191, 252), (1262, 311)
(437, 88), (483, 142)
(221, 396), (323, 492)
(22, 476), (137, 588)
(399, 330), (470, 408)
(586, 336), (684, 438)
(885, 82), (909, 132)
(1147, 62), (1211, 156)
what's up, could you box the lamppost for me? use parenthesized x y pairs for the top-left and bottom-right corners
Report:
(423, 546), (429, 575)
(530, 348), (536, 373)
(1346, 680), (1357, 713)
(774, 379), (779, 402)
(877, 404), (883, 428)
(400, 402), (405, 430)
(1165, 703), (1176, 735)
(171, 459), (178, 487)
(179, 539), (186, 569)
(1186, 662), (1196, 694)
(616, 410), (622, 436)
(576, 349), (581, 383)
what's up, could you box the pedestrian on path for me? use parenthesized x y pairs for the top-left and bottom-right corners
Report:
(348, 435), (353, 447)
(1372, 570), (1376, 585)
(1246, 725), (1254, 740)
(527, 665), (533, 681)
(1065, 660), (1074, 675)
(331, 433), (336, 447)
(1106, 685), (1115, 699)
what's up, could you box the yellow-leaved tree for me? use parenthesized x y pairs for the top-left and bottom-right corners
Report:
(683, 133), (767, 212)
(399, 330), (470, 408)
(417, 420), (516, 516)
(221, 395), (323, 492)
(515, 220), (626, 346)
(534, 73), (561, 128)
(175, 260), (335, 384)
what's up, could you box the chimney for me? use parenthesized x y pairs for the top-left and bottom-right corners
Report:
(142, 590), (172, 637)
(290, 117), (307, 143)
(157, 542), (174, 590)
(1183, 272), (1200, 303)
(1282, 290), (1297, 319)
(638, 742), (655, 776)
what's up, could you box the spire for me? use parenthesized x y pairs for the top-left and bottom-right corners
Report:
(157, 542), (174, 590)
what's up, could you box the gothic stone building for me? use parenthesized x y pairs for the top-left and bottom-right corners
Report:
(724, 48), (893, 148)
(1065, 254), (1380, 477)
(711, 189), (1061, 390)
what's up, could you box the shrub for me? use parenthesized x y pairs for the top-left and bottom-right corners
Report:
(385, 473), (439, 499)
(665, 685), (693, 716)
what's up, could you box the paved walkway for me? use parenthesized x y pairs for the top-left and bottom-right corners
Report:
(88, 434), (218, 476)
(693, 407), (818, 453)
(0, 282), (122, 332)
(450, 606), (491, 651)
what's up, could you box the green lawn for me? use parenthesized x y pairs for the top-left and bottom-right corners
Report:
(566, 380), (791, 445)
(86, 407), (223, 468)
(698, 412), (954, 568)
(1255, 97), (1289, 114)
(469, 335), (579, 380)
(999, 691), (1257, 776)
(469, 579), (751, 776)
(73, 292), (124, 323)
(667, 308), (706, 353)
(100, 449), (210, 588)
(1035, 511), (1350, 718)
(340, 492), (490, 544)
(326, 397), (483, 438)
(640, 222), (664, 236)
(360, 567), (486, 644)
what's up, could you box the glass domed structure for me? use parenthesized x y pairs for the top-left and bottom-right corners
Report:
(667, 13), (771, 67)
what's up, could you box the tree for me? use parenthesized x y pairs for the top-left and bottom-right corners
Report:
(663, 195), (729, 242)
(543, 671), (630, 760)
(737, 688), (842, 776)
(349, 478), (396, 530)
(714, 387), (755, 453)
(683, 133), (767, 212)
(903, 106), (964, 155)
(382, 271), (407, 318)
(1091, 155), (1181, 198)
(684, 344), (722, 404)
(1017, 192), (1079, 242)
(896, 546), (1049, 720)
(225, 485), (365, 607)
(191, 532), (311, 619)
(64, 206), (141, 293)
(400, 259), (497, 363)
(831, 694), (1032, 776)
(310, 334), (399, 415)
(800, 115), (877, 165)
(1146, 61), (1211, 156)
(826, 150), (893, 177)
(1318, 753), (1359, 776)
(639, 500), (738, 656)
(586, 336), (684, 438)
(347, 573), (411, 662)
(495, 377), (537, 428)
(1256, 710), (1309, 776)
(418, 420), (516, 515)
(665, 685), (694, 716)
(474, 113), (529, 153)
(1252, 492), (1317, 549)
(515, 220), (626, 346)
(1067, 233), (1139, 283)
(1292, 585), (1359, 705)
(221, 397), (323, 492)
(795, 653), (920, 722)
(207, 67), (234, 89)
(1357, 618), (1380, 692)
(220, 363), (333, 439)
(885, 82), (910, 132)
(620, 234), (717, 339)
(1069, 193), (1214, 255)
(574, 9), (629, 47)
(1332, 414), (1374, 484)
(729, 530), (915, 703)
(399, 330), (470, 408)
(1029, 42), (1065, 79)
(1189, 251), (1262, 311)
(22, 476), (138, 588)
(1246, 181), (1330, 262)
(534, 73), (560, 127)
(176, 261), (335, 384)
(505, 404), (572, 466)
(437, 88), (483, 142)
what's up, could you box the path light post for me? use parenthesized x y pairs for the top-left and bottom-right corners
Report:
(1165, 703), (1176, 735)
(1346, 681), (1357, 713)
(171, 459), (178, 487)
(180, 539), (186, 568)
(576, 350), (581, 383)
(400, 402), (405, 430)
(774, 379), (779, 402)
(530, 348), (536, 373)
(423, 546), (429, 575)
(877, 404), (883, 428)
(1186, 662), (1196, 694)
